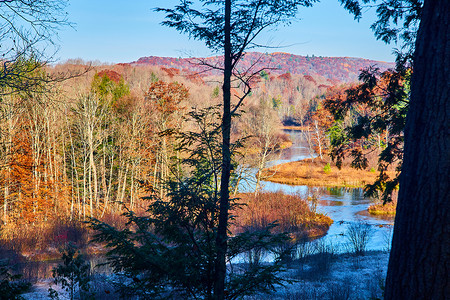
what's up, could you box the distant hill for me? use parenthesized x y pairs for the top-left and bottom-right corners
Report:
(130, 52), (394, 83)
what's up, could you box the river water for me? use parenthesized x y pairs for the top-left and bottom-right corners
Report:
(19, 130), (393, 279)
(258, 130), (394, 252)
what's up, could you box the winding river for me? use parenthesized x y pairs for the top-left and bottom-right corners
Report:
(258, 130), (394, 252)
(19, 130), (394, 279)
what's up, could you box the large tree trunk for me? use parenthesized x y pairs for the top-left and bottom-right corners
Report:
(214, 1), (232, 299)
(385, 1), (449, 298)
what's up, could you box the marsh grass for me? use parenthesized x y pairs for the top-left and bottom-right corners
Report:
(261, 159), (395, 188)
(368, 200), (397, 216)
(234, 192), (333, 241)
(0, 219), (89, 260)
(345, 222), (373, 255)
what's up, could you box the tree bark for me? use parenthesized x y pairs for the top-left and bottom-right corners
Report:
(214, 1), (232, 299)
(385, 1), (449, 298)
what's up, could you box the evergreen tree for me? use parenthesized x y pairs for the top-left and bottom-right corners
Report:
(156, 2), (316, 297)
(90, 107), (291, 299)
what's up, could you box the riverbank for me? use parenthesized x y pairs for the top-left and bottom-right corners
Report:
(234, 192), (333, 240)
(368, 201), (397, 215)
(261, 158), (395, 188)
(21, 250), (389, 299)
(254, 250), (389, 299)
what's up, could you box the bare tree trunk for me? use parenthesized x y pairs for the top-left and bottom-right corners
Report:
(255, 147), (269, 194)
(83, 146), (88, 220)
(88, 137), (98, 216)
(214, 1), (231, 298)
(385, 1), (449, 298)
(314, 120), (323, 160)
(3, 112), (15, 224)
(101, 151), (114, 218)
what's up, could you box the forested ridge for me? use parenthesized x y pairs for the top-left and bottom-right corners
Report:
(132, 51), (394, 83)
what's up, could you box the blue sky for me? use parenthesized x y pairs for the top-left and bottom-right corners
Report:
(56, 0), (397, 64)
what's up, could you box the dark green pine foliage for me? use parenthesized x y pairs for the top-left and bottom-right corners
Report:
(90, 107), (292, 300)
(49, 243), (92, 300)
(156, 2), (316, 298)
(0, 261), (31, 300)
(324, 56), (410, 202)
(325, 0), (422, 202)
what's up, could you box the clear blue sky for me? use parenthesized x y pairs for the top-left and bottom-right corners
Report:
(56, 0), (397, 64)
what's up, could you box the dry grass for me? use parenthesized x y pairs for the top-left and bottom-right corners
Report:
(0, 218), (89, 261)
(233, 192), (333, 241)
(261, 158), (396, 188)
(368, 201), (397, 215)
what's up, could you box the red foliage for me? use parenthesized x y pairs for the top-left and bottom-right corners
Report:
(131, 52), (394, 83)
(97, 69), (122, 83)
(186, 72), (205, 84)
(303, 75), (317, 84)
(161, 67), (180, 78)
(146, 81), (189, 129)
(278, 72), (292, 81)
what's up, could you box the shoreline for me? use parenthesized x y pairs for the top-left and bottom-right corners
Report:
(261, 158), (394, 188)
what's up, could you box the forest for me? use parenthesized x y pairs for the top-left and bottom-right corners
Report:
(0, 52), (404, 300)
(0, 0), (448, 299)
(0, 59), (340, 248)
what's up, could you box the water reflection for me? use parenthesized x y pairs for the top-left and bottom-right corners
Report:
(17, 255), (112, 281)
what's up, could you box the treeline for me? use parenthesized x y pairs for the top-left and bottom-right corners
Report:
(0, 61), (331, 229)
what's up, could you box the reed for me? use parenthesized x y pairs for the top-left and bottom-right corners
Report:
(262, 158), (395, 188)
(368, 201), (397, 215)
(233, 191), (333, 241)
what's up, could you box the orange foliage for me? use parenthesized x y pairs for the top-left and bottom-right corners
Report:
(146, 81), (188, 117)
(7, 126), (55, 224)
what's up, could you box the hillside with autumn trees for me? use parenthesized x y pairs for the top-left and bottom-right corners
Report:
(0, 53), (396, 260)
(132, 52), (394, 83)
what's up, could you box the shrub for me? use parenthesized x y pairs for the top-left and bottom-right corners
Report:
(312, 240), (336, 274)
(323, 163), (331, 174)
(48, 243), (92, 300)
(0, 218), (89, 257)
(0, 260), (31, 300)
(345, 222), (373, 255)
(368, 201), (397, 215)
(294, 240), (337, 279)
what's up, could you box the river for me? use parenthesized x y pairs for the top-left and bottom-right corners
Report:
(258, 130), (394, 252)
(19, 130), (393, 280)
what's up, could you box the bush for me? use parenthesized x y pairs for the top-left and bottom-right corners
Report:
(323, 163), (331, 174)
(345, 222), (373, 255)
(293, 240), (336, 280)
(0, 218), (89, 257)
(0, 260), (31, 300)
(48, 243), (92, 300)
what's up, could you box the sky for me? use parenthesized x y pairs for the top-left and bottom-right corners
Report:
(56, 0), (397, 64)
